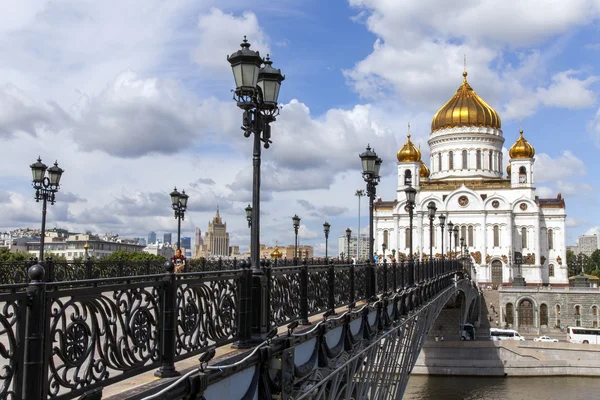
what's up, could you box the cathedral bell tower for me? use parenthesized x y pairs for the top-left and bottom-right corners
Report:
(397, 128), (429, 191)
(508, 128), (536, 189)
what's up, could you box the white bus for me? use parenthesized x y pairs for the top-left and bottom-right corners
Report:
(489, 328), (525, 341)
(567, 327), (600, 344)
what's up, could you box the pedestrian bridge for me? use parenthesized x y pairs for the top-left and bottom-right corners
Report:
(0, 257), (477, 399)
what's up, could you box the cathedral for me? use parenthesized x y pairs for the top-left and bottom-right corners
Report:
(373, 70), (568, 286)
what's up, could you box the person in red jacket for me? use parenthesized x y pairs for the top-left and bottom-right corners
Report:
(173, 248), (186, 273)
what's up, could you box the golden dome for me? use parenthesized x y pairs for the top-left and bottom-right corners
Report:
(420, 161), (430, 178)
(270, 245), (283, 259)
(431, 71), (501, 132)
(506, 164), (511, 176)
(84, 241), (89, 250)
(397, 133), (421, 162)
(509, 130), (535, 159)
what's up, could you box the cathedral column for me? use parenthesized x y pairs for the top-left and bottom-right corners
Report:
(535, 212), (542, 283)
(417, 211), (423, 261)
(481, 212), (488, 280)
(393, 216), (399, 255)
(506, 213), (513, 282)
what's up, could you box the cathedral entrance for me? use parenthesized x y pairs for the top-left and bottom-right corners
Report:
(518, 299), (534, 327)
(491, 260), (503, 284)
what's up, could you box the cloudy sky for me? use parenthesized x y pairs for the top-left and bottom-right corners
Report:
(1, 0), (600, 254)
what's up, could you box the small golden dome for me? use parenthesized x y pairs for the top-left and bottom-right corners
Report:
(397, 133), (421, 162)
(270, 245), (282, 259)
(420, 161), (430, 178)
(509, 130), (535, 159)
(506, 164), (511, 176)
(84, 241), (89, 249)
(431, 71), (501, 132)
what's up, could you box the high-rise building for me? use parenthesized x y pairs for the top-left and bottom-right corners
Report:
(198, 208), (230, 257)
(181, 237), (191, 251)
(148, 231), (157, 244)
(164, 233), (172, 245)
(193, 227), (204, 258)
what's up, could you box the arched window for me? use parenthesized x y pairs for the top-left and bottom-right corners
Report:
(549, 264), (555, 277)
(548, 229), (554, 250)
(461, 226), (467, 245)
(493, 225), (500, 247)
(404, 169), (412, 186)
(489, 152), (493, 171)
(519, 166), (527, 183)
(449, 151), (454, 170)
(438, 153), (442, 172)
(462, 150), (468, 169)
(575, 305), (581, 327)
(405, 228), (410, 249)
(498, 152), (502, 172)
(476, 150), (482, 169)
(540, 304), (548, 326)
(383, 230), (389, 247)
(506, 303), (514, 325)
(468, 226), (474, 247)
(521, 227), (527, 249)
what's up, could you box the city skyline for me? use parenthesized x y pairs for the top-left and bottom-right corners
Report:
(0, 1), (599, 256)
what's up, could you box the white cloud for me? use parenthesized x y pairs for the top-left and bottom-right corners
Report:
(535, 151), (586, 182)
(193, 8), (270, 72)
(566, 217), (586, 228)
(537, 70), (597, 109)
(585, 227), (600, 235)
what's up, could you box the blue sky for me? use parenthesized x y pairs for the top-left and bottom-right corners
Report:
(1, 0), (600, 254)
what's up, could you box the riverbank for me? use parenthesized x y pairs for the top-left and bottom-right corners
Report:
(413, 340), (600, 376)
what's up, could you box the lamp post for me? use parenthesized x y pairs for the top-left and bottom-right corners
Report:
(323, 222), (330, 261)
(447, 221), (454, 259)
(228, 37), (285, 345)
(228, 36), (284, 272)
(392, 248), (396, 261)
(513, 251), (526, 287)
(169, 187), (189, 250)
(245, 204), (252, 228)
(404, 184), (417, 284)
(293, 215), (301, 262)
(30, 157), (64, 263)
(359, 145), (382, 264)
(346, 228), (352, 264)
(427, 201), (437, 260)
(460, 237), (465, 259)
(382, 242), (387, 259)
(439, 214), (446, 261)
(355, 189), (365, 261)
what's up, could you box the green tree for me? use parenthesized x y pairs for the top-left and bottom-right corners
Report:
(101, 250), (166, 263)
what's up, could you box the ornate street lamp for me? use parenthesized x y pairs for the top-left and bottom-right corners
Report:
(404, 184), (417, 285)
(170, 187), (189, 250)
(323, 222), (331, 261)
(382, 242), (387, 258)
(245, 204), (252, 228)
(228, 36), (284, 272)
(439, 214), (446, 260)
(346, 228), (352, 264)
(460, 237), (465, 259)
(293, 215), (301, 262)
(447, 221), (454, 259)
(427, 201), (437, 260)
(30, 157), (64, 263)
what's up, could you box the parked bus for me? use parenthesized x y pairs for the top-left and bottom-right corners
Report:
(460, 323), (476, 341)
(567, 327), (600, 344)
(489, 328), (525, 341)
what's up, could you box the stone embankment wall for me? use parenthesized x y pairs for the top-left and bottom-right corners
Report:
(413, 341), (600, 376)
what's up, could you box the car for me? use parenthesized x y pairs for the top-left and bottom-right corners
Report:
(533, 335), (559, 343)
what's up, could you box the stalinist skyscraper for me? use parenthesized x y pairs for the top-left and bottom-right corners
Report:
(202, 207), (230, 257)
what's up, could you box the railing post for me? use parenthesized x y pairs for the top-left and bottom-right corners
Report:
(366, 259), (373, 299)
(349, 261), (355, 304)
(234, 260), (253, 348)
(45, 257), (54, 282)
(383, 258), (388, 294)
(328, 260), (335, 312)
(392, 261), (397, 292)
(85, 257), (93, 279)
(23, 263), (47, 400)
(145, 259), (151, 275)
(155, 261), (180, 377)
(300, 258), (309, 325)
(400, 260), (405, 290)
(409, 259), (414, 286)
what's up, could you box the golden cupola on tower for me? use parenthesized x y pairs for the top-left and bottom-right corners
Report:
(509, 130), (535, 159)
(431, 71), (501, 132)
(270, 245), (283, 259)
(397, 133), (421, 162)
(420, 161), (430, 178)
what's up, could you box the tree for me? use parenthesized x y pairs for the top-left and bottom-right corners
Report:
(101, 250), (166, 263)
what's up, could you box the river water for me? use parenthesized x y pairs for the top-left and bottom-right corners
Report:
(404, 375), (600, 399)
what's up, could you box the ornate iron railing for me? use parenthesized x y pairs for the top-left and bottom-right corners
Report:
(0, 258), (462, 399)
